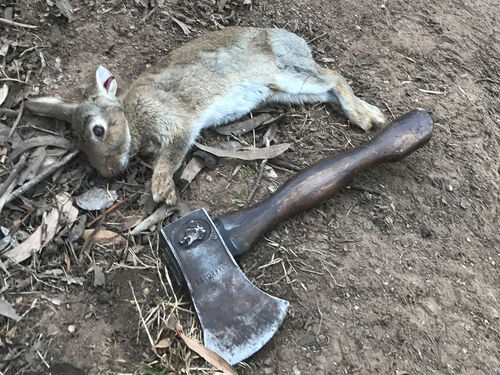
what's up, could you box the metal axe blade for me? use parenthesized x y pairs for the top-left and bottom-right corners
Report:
(160, 208), (289, 365)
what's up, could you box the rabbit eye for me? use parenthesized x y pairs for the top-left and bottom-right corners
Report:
(93, 125), (105, 139)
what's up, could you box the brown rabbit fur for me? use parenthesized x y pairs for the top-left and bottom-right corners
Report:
(26, 27), (385, 205)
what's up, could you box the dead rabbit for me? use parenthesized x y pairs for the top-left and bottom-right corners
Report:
(27, 27), (385, 205)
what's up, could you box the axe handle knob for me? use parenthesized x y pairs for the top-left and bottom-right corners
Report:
(215, 108), (434, 256)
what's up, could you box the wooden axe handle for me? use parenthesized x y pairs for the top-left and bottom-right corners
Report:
(214, 109), (433, 256)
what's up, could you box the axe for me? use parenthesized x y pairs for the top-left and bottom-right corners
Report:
(159, 109), (433, 365)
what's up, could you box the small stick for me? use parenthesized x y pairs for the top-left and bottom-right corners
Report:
(130, 204), (175, 235)
(0, 154), (27, 197)
(475, 78), (500, 85)
(384, 102), (395, 120)
(0, 17), (38, 29)
(9, 101), (24, 137)
(6, 150), (79, 204)
(418, 88), (445, 95)
(246, 158), (267, 205)
(87, 200), (125, 228)
(79, 215), (105, 261)
(307, 32), (327, 44)
(129, 281), (155, 347)
(0, 78), (31, 84)
(0, 108), (18, 117)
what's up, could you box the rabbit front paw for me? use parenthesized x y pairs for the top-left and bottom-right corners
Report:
(152, 172), (178, 205)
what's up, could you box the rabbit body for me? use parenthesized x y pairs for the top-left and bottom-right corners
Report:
(27, 27), (385, 204)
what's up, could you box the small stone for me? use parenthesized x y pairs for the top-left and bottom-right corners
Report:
(264, 166), (278, 179)
(205, 175), (213, 182)
(67, 325), (76, 333)
(355, 25), (361, 31)
(297, 334), (316, 347)
(293, 365), (301, 375)
(420, 226), (432, 238)
(363, 221), (373, 230)
(96, 292), (108, 304)
(375, 268), (382, 275)
(460, 198), (469, 209)
(442, 180), (453, 192)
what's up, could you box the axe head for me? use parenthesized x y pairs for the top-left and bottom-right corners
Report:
(160, 208), (289, 365)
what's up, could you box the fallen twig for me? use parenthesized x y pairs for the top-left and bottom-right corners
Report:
(8, 101), (24, 137)
(246, 159), (267, 205)
(0, 108), (18, 117)
(0, 17), (38, 29)
(5, 150), (79, 205)
(418, 88), (445, 95)
(129, 281), (155, 347)
(130, 204), (176, 235)
(0, 154), (27, 198)
(87, 200), (124, 228)
(166, 320), (237, 375)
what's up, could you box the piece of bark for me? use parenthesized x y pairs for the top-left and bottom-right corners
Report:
(81, 229), (126, 246)
(180, 156), (204, 184)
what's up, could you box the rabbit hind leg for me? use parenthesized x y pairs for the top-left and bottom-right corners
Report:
(268, 72), (336, 105)
(315, 65), (385, 131)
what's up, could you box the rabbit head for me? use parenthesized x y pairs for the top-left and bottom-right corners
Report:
(26, 66), (131, 178)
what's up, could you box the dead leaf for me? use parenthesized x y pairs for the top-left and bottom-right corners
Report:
(152, 337), (172, 349)
(3, 193), (78, 264)
(262, 123), (278, 146)
(8, 135), (73, 162)
(0, 299), (20, 321)
(0, 84), (8, 106)
(69, 216), (87, 242)
(93, 265), (105, 287)
(172, 17), (191, 35)
(17, 146), (46, 185)
(180, 156), (204, 184)
(119, 215), (144, 231)
(61, 275), (84, 286)
(195, 141), (291, 161)
(82, 229), (126, 246)
(75, 187), (118, 211)
(54, 0), (74, 22)
(216, 113), (273, 136)
(166, 323), (237, 375)
(217, 0), (228, 11)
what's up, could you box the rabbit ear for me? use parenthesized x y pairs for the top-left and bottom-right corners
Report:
(25, 97), (78, 123)
(95, 65), (117, 97)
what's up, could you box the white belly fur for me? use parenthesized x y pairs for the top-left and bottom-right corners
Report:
(193, 80), (272, 137)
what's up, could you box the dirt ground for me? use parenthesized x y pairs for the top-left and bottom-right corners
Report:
(1, 0), (499, 374)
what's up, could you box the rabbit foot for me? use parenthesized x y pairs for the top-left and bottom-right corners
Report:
(152, 173), (178, 205)
(348, 99), (386, 131)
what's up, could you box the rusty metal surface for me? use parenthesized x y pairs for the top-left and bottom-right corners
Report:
(160, 208), (289, 365)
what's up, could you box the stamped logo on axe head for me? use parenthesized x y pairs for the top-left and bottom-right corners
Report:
(160, 109), (434, 365)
